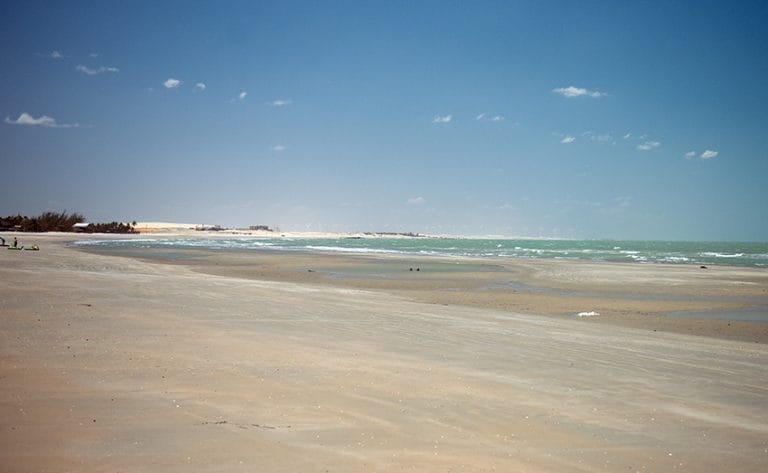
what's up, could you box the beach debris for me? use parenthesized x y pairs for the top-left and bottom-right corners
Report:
(199, 420), (291, 430)
(576, 311), (599, 317)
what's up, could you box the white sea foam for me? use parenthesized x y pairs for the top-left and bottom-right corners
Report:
(304, 245), (400, 254)
(661, 256), (690, 263)
(73, 237), (767, 267)
(701, 252), (745, 258)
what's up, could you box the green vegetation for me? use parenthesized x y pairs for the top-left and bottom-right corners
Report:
(1, 211), (85, 232)
(0, 212), (137, 233)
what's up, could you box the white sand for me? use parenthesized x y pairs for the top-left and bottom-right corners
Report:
(1, 235), (767, 472)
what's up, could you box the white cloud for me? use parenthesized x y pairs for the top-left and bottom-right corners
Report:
(163, 78), (181, 89)
(614, 195), (632, 209)
(5, 112), (78, 128)
(77, 65), (119, 75)
(622, 133), (632, 139)
(271, 99), (292, 107)
(685, 150), (697, 159)
(407, 196), (426, 205)
(50, 50), (63, 59)
(90, 52), (99, 58)
(195, 82), (206, 91)
(433, 114), (452, 124)
(229, 91), (248, 103)
(636, 141), (661, 151)
(552, 86), (607, 98)
(700, 149), (719, 159)
(582, 131), (614, 144)
(560, 135), (576, 144)
(476, 113), (505, 122)
(271, 145), (286, 152)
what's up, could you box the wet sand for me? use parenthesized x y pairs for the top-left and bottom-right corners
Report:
(2, 234), (768, 472)
(92, 240), (768, 343)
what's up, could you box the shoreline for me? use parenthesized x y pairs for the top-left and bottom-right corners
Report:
(2, 233), (768, 471)
(66, 231), (768, 269)
(64, 232), (768, 344)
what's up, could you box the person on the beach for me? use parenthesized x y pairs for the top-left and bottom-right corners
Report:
(0, 236), (5, 246)
(12, 237), (18, 248)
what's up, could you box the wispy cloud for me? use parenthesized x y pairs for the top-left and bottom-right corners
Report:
(552, 86), (607, 98)
(611, 195), (632, 212)
(50, 50), (64, 59)
(271, 145), (286, 152)
(684, 149), (718, 159)
(476, 113), (505, 122)
(271, 99), (292, 107)
(229, 91), (248, 103)
(76, 65), (119, 75)
(433, 114), (452, 124)
(407, 196), (426, 205)
(560, 135), (576, 144)
(583, 131), (614, 144)
(624, 132), (652, 141)
(636, 141), (661, 151)
(195, 82), (206, 91)
(5, 112), (79, 128)
(163, 78), (181, 89)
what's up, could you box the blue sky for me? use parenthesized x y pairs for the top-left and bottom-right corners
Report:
(1, 1), (767, 240)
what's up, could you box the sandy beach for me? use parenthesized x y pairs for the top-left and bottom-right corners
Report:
(2, 233), (768, 472)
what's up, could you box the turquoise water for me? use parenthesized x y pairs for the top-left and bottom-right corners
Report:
(75, 237), (768, 268)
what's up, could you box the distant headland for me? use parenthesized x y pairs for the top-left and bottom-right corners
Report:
(0, 211), (425, 238)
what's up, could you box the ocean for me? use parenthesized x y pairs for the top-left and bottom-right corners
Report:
(74, 237), (768, 268)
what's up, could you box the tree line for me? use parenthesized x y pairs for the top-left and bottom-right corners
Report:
(0, 211), (138, 233)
